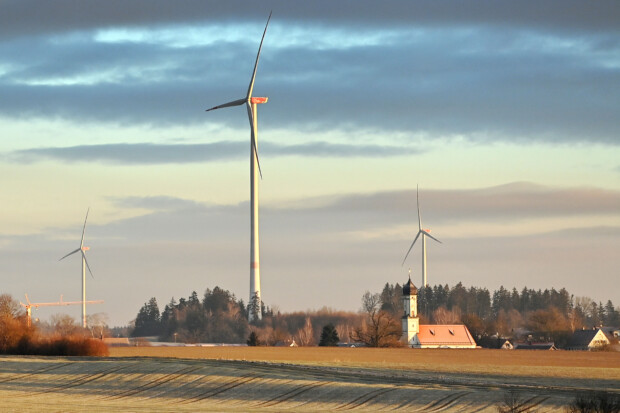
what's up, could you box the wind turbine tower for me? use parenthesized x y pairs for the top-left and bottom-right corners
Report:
(402, 186), (442, 288)
(206, 12), (272, 321)
(59, 208), (94, 328)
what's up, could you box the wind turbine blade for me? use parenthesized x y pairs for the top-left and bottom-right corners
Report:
(59, 248), (81, 261)
(424, 231), (442, 244)
(401, 231), (422, 266)
(246, 102), (263, 179)
(246, 11), (272, 99)
(82, 251), (94, 278)
(25, 294), (31, 305)
(80, 207), (89, 247)
(416, 185), (422, 230)
(206, 97), (245, 112)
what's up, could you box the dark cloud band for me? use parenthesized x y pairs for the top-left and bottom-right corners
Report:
(10, 141), (421, 165)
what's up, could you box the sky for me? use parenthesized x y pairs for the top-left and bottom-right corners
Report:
(1, 1), (619, 327)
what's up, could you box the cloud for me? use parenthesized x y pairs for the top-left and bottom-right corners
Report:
(108, 196), (204, 212)
(257, 182), (620, 242)
(0, 2), (618, 145)
(1, 1), (619, 39)
(9, 141), (421, 164)
(305, 182), (620, 222)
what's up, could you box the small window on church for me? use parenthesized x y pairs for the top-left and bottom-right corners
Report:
(449, 329), (455, 335)
(429, 329), (435, 335)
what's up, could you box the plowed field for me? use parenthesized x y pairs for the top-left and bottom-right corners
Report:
(1, 347), (618, 412)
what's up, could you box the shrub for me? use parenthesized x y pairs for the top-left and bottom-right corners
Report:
(566, 391), (620, 413)
(247, 331), (260, 346)
(1, 333), (109, 357)
(496, 390), (525, 413)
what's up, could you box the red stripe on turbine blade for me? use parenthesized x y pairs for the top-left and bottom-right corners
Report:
(251, 262), (260, 269)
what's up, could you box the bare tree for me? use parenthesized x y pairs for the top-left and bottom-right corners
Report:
(335, 323), (351, 344)
(567, 391), (620, 413)
(0, 294), (21, 318)
(496, 390), (525, 413)
(295, 317), (314, 346)
(350, 292), (402, 347)
(87, 313), (109, 339)
(50, 314), (80, 336)
(432, 306), (462, 324)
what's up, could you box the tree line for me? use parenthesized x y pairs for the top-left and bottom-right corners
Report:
(376, 282), (620, 347)
(132, 286), (362, 346)
(131, 283), (619, 347)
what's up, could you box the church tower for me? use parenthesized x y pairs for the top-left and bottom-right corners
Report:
(402, 274), (420, 346)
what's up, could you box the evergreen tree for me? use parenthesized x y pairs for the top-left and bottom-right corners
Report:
(203, 287), (233, 314)
(133, 297), (161, 337)
(604, 300), (620, 326)
(318, 324), (340, 346)
(379, 283), (403, 315)
(247, 331), (260, 346)
(237, 299), (247, 321)
(248, 292), (261, 323)
(188, 291), (200, 307)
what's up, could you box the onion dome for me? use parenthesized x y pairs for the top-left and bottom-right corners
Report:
(403, 277), (418, 296)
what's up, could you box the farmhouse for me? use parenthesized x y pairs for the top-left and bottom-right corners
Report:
(566, 328), (610, 351)
(401, 277), (477, 349)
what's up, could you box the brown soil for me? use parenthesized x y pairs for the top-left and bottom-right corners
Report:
(110, 346), (620, 379)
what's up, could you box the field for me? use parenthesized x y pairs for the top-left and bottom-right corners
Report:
(1, 347), (618, 412)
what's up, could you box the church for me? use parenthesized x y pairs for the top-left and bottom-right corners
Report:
(401, 277), (477, 348)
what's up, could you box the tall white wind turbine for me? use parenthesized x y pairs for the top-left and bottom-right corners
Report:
(402, 186), (442, 288)
(206, 12), (272, 321)
(59, 208), (94, 328)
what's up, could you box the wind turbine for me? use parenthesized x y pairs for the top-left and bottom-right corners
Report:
(59, 208), (94, 328)
(402, 186), (442, 288)
(205, 12), (272, 321)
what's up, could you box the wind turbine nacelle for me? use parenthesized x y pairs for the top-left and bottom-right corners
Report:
(82, 247), (90, 251)
(423, 229), (431, 233)
(251, 97), (268, 104)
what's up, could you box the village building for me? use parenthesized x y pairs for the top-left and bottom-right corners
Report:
(514, 342), (557, 350)
(499, 340), (514, 350)
(566, 328), (610, 351)
(401, 277), (477, 349)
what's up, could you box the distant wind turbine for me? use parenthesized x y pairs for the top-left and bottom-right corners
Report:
(205, 12), (272, 321)
(59, 208), (94, 328)
(402, 186), (442, 288)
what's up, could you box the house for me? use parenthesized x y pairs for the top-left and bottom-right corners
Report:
(500, 340), (514, 350)
(514, 342), (556, 350)
(566, 328), (610, 351)
(600, 326), (620, 339)
(414, 324), (477, 349)
(401, 277), (477, 349)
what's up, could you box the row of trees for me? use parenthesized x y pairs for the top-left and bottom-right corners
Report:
(133, 287), (252, 343)
(132, 286), (363, 345)
(380, 282), (620, 327)
(130, 283), (620, 347)
(375, 282), (620, 347)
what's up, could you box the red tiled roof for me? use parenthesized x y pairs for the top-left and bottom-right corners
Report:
(417, 324), (476, 346)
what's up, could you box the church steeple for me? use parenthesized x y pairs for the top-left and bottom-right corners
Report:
(402, 269), (420, 346)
